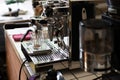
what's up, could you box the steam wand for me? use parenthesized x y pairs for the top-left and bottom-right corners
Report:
(20, 19), (41, 42)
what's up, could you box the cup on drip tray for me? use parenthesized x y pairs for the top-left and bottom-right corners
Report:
(31, 30), (44, 49)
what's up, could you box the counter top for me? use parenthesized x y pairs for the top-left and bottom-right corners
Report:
(5, 27), (35, 77)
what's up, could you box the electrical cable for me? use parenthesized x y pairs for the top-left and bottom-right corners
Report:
(60, 62), (79, 80)
(19, 59), (27, 80)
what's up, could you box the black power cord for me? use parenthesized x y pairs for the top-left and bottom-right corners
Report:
(19, 59), (27, 80)
(60, 62), (79, 80)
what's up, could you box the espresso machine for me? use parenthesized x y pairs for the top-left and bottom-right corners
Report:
(70, 1), (95, 61)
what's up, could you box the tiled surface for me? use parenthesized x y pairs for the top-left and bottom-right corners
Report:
(61, 68), (101, 80)
(53, 61), (102, 80)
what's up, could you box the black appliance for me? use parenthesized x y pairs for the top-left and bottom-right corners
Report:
(102, 13), (120, 71)
(93, 1), (120, 79)
(106, 0), (120, 16)
(70, 1), (95, 61)
(103, 0), (120, 71)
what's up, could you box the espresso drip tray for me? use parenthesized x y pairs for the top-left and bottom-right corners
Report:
(21, 40), (69, 65)
(21, 41), (52, 56)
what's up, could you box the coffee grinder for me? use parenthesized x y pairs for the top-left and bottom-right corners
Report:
(102, 0), (120, 72)
(92, 0), (120, 79)
(79, 19), (113, 73)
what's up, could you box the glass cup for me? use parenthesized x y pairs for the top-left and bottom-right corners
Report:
(31, 30), (44, 49)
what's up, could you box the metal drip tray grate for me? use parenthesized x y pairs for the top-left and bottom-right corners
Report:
(21, 40), (69, 65)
